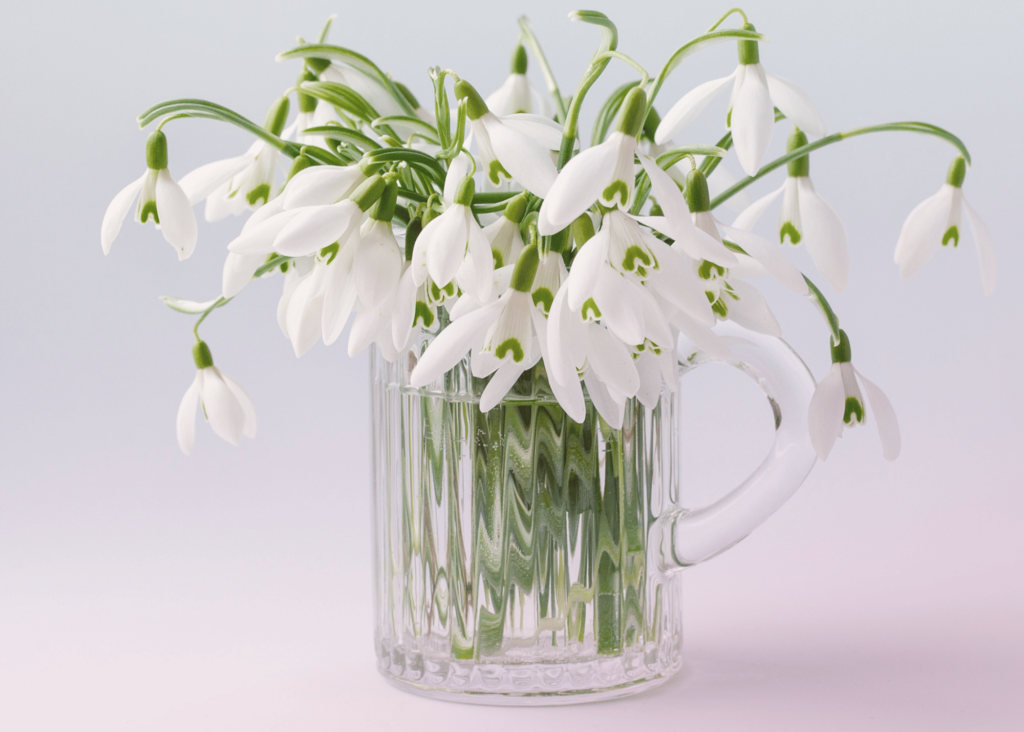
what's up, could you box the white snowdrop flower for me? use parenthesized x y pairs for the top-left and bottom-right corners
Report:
(547, 281), (641, 429)
(410, 176), (494, 303)
(279, 259), (328, 357)
(178, 97), (291, 222)
(411, 246), (549, 411)
(220, 196), (289, 299)
(732, 128), (849, 291)
(894, 156), (996, 295)
(176, 341), (256, 455)
(455, 80), (560, 197)
(538, 87), (649, 235)
(351, 184), (403, 309)
(485, 44), (548, 117)
(808, 330), (900, 461)
(282, 157), (379, 210)
(483, 194), (528, 268)
(697, 258), (782, 336)
(680, 167), (809, 296)
(655, 23), (825, 176)
(101, 130), (197, 260)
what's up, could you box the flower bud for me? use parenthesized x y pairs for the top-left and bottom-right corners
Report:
(511, 245), (540, 292)
(684, 169), (711, 213)
(787, 128), (810, 177)
(830, 329), (852, 364)
(614, 87), (648, 138)
(192, 340), (214, 369)
(511, 44), (528, 75)
(454, 80), (489, 121)
(946, 156), (967, 188)
(146, 130), (168, 170)
(737, 22), (760, 65)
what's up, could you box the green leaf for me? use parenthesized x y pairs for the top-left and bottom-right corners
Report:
(159, 296), (222, 314)
(277, 43), (417, 116)
(298, 125), (381, 151)
(299, 81), (379, 123)
(372, 115), (439, 143)
(655, 145), (729, 169)
(364, 147), (447, 186)
(137, 99), (301, 157)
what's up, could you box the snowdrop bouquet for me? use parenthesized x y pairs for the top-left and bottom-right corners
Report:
(103, 10), (994, 462)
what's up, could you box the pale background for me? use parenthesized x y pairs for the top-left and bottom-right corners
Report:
(1, 0), (1022, 730)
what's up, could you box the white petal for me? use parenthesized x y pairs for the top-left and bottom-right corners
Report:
(634, 353), (663, 409)
(443, 155), (471, 204)
(655, 71), (736, 144)
(797, 178), (849, 292)
(464, 220), (495, 302)
(479, 359), (529, 412)
(547, 284), (582, 385)
(963, 198), (997, 295)
(644, 236), (716, 325)
(179, 154), (254, 205)
(636, 284), (674, 347)
(201, 367), (247, 446)
(565, 227), (610, 311)
(587, 323), (640, 397)
(222, 252), (265, 299)
(323, 243), (359, 345)
(409, 300), (504, 387)
(347, 300), (389, 357)
(354, 230), (402, 308)
(241, 194), (285, 232)
(855, 369), (901, 461)
(283, 165), (364, 208)
(228, 209), (304, 255)
(286, 267), (326, 357)
(176, 371), (201, 455)
(155, 170), (198, 260)
(731, 183), (784, 231)
(894, 185), (955, 280)
(535, 309), (586, 422)
(766, 75), (826, 137)
(583, 368), (625, 429)
(426, 207), (470, 287)
(221, 373), (257, 439)
(538, 140), (619, 235)
(485, 74), (520, 117)
(277, 268), (300, 337)
(101, 174), (144, 254)
(723, 279), (782, 336)
(500, 113), (563, 150)
(391, 267), (417, 351)
(807, 363), (845, 461)
(275, 201), (360, 257)
(719, 222), (808, 294)
(594, 270), (645, 346)
(730, 64), (775, 176)
(483, 115), (558, 197)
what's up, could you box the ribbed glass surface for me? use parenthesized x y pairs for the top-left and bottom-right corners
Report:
(370, 347), (683, 704)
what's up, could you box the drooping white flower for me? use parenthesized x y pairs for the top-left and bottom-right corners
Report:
(176, 341), (256, 454)
(282, 158), (378, 209)
(221, 197), (288, 299)
(808, 330), (900, 461)
(732, 129), (849, 291)
(894, 156), (996, 295)
(455, 80), (560, 197)
(410, 175), (493, 302)
(538, 87), (649, 235)
(655, 24), (825, 176)
(279, 258), (328, 357)
(485, 44), (549, 117)
(101, 130), (197, 260)
(178, 97), (292, 222)
(482, 193), (528, 268)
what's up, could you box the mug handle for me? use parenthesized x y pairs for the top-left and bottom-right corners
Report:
(654, 321), (818, 569)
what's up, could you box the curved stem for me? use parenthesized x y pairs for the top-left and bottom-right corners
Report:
(138, 99), (301, 157)
(191, 255), (293, 338)
(803, 276), (841, 343)
(557, 11), (618, 169)
(711, 121), (972, 209)
(647, 28), (766, 112)
(517, 16), (568, 122)
(592, 50), (649, 88)
(706, 7), (748, 32)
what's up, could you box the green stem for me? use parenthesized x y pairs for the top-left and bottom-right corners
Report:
(517, 16), (568, 122)
(803, 276), (841, 343)
(706, 7), (748, 32)
(557, 11), (619, 170)
(592, 51), (649, 88)
(191, 255), (292, 338)
(710, 121), (972, 210)
(138, 100), (301, 157)
(646, 28), (766, 113)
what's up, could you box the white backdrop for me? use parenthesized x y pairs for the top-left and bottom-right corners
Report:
(1, 1), (1021, 730)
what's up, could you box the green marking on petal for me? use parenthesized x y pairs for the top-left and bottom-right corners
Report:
(532, 287), (554, 313)
(413, 301), (435, 328)
(843, 396), (865, 425)
(492, 249), (504, 268)
(780, 221), (802, 245)
(246, 183), (271, 207)
(582, 297), (601, 320)
(320, 242), (340, 264)
(603, 179), (629, 206)
(942, 225), (959, 247)
(711, 296), (728, 318)
(622, 245), (652, 272)
(698, 260), (725, 280)
(139, 200), (159, 225)
(495, 337), (525, 363)
(488, 159), (510, 186)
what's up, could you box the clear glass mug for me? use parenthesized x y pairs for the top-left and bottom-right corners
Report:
(369, 322), (817, 705)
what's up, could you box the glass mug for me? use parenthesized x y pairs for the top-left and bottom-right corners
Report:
(369, 322), (817, 705)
